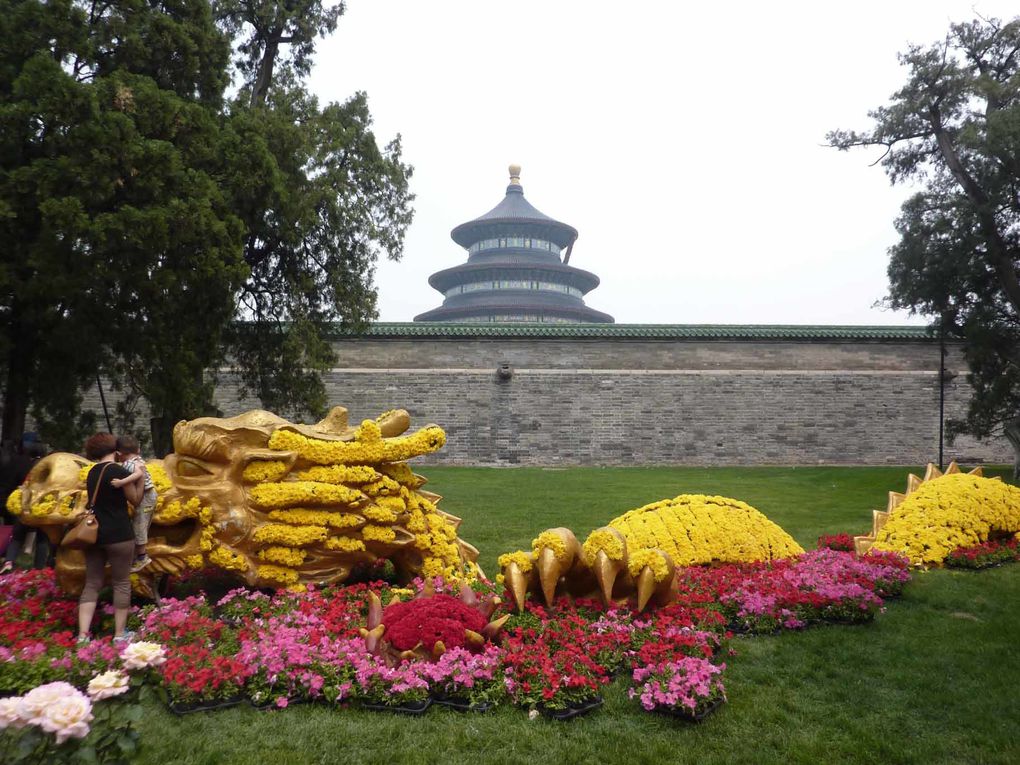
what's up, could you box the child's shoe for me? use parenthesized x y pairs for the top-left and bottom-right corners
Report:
(113, 631), (135, 644)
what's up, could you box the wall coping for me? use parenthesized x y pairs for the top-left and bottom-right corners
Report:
(330, 322), (936, 341)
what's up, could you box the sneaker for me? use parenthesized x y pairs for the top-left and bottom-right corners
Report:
(76, 635), (91, 646)
(130, 555), (152, 573)
(113, 631), (135, 644)
(0, 561), (13, 575)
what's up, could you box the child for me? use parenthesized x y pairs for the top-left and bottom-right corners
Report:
(110, 436), (157, 572)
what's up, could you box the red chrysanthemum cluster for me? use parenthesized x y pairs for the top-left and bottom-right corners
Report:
(383, 594), (487, 652)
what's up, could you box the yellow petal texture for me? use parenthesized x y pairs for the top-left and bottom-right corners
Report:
(606, 494), (803, 565)
(873, 473), (1020, 565)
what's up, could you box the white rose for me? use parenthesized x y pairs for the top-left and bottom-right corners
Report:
(38, 693), (93, 744)
(19, 681), (80, 726)
(121, 641), (167, 670)
(87, 670), (130, 701)
(0, 696), (26, 729)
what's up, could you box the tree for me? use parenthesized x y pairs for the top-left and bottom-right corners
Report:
(0, 0), (246, 450)
(828, 15), (1020, 473)
(0, 0), (413, 454)
(215, 0), (413, 421)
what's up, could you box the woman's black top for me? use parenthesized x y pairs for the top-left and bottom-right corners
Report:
(85, 463), (133, 545)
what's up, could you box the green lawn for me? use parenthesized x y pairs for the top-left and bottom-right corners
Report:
(135, 466), (1019, 765)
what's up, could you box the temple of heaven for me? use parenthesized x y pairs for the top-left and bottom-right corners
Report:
(413, 165), (614, 323)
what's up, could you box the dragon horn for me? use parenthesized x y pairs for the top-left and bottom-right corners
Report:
(505, 562), (528, 613)
(636, 566), (657, 612)
(482, 613), (511, 640)
(362, 623), (385, 653)
(537, 546), (560, 607)
(593, 550), (620, 606)
(367, 592), (383, 629)
(459, 581), (479, 607)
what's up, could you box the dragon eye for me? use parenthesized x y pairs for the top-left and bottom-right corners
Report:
(175, 458), (214, 478)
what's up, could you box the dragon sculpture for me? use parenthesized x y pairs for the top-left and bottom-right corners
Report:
(497, 495), (804, 612)
(10, 407), (481, 597)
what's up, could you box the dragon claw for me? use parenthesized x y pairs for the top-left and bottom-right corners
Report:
(593, 549), (621, 606)
(505, 562), (529, 612)
(636, 566), (657, 612)
(537, 546), (561, 607)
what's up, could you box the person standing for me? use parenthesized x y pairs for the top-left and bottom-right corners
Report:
(77, 433), (143, 644)
(110, 436), (157, 572)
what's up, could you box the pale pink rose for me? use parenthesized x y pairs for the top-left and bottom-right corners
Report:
(120, 641), (167, 670)
(37, 693), (93, 744)
(87, 671), (130, 701)
(19, 681), (80, 726)
(0, 696), (26, 729)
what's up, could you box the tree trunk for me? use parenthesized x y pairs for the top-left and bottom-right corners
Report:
(250, 32), (282, 108)
(2, 319), (35, 445)
(1005, 417), (1020, 480)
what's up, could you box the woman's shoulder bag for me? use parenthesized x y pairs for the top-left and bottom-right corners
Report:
(61, 463), (111, 550)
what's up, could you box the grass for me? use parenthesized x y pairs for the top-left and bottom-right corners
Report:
(135, 466), (1019, 765)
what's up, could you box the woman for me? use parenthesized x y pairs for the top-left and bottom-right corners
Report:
(77, 433), (143, 644)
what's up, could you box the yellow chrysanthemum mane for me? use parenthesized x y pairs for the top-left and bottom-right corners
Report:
(873, 473), (1020, 565)
(607, 494), (803, 566)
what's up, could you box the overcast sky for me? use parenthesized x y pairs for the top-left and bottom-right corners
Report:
(307, 1), (1017, 326)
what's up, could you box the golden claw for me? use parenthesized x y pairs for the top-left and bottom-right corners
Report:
(505, 562), (529, 613)
(636, 566), (657, 612)
(367, 592), (383, 629)
(433, 640), (446, 658)
(593, 549), (622, 606)
(464, 629), (485, 646)
(482, 613), (510, 640)
(537, 546), (561, 607)
(362, 623), (385, 653)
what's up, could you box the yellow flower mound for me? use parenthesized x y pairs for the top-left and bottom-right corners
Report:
(252, 524), (327, 547)
(627, 549), (670, 582)
(267, 424), (446, 466)
(6, 488), (21, 516)
(582, 529), (624, 564)
(532, 531), (569, 563)
(248, 481), (363, 509)
(257, 546), (307, 566)
(362, 525), (396, 543)
(257, 564), (299, 585)
(27, 492), (76, 517)
(607, 494), (803, 566)
(295, 465), (380, 484)
(267, 509), (364, 528)
(242, 460), (291, 483)
(497, 550), (534, 573)
(873, 473), (1020, 565)
(209, 546), (247, 572)
(325, 536), (366, 553)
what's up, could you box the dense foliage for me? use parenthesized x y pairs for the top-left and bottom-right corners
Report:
(0, 0), (412, 451)
(828, 16), (1020, 471)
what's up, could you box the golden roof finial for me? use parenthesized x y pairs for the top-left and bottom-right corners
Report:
(508, 163), (521, 186)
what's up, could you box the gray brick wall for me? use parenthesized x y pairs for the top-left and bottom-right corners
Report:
(81, 336), (1011, 466)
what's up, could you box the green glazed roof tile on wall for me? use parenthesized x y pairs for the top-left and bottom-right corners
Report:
(330, 322), (935, 341)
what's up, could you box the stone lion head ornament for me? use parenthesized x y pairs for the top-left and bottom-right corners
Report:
(13, 407), (480, 597)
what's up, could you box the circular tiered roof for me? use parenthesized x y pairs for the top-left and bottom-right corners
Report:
(414, 166), (614, 324)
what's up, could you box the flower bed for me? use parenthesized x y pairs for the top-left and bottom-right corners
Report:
(0, 550), (910, 729)
(945, 536), (1020, 569)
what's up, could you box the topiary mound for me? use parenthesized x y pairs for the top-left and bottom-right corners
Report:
(586, 494), (805, 568)
(872, 473), (1020, 566)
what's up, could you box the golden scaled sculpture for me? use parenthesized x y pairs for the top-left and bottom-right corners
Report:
(498, 494), (804, 613)
(11, 407), (480, 597)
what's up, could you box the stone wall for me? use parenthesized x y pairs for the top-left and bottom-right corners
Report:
(204, 334), (1009, 466)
